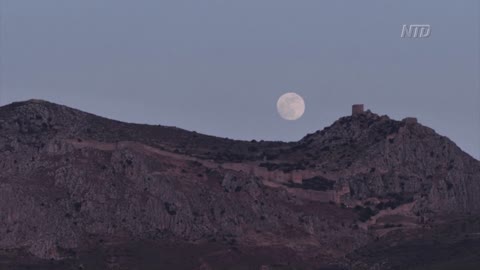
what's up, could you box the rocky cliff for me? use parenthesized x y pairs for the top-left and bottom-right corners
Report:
(0, 100), (479, 270)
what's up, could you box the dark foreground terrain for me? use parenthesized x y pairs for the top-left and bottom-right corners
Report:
(0, 100), (479, 269)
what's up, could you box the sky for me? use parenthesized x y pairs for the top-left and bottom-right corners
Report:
(0, 0), (479, 159)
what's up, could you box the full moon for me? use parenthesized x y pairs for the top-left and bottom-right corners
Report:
(276, 92), (305, 121)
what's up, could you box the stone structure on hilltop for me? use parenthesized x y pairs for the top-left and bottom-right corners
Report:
(402, 117), (418, 124)
(352, 104), (364, 115)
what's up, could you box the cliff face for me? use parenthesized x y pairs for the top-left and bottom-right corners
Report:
(0, 100), (479, 269)
(298, 112), (480, 215)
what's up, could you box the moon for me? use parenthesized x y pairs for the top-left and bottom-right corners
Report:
(276, 92), (305, 121)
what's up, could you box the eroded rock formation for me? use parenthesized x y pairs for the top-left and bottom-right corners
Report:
(0, 100), (479, 269)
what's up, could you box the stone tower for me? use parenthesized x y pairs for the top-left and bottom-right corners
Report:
(352, 104), (364, 116)
(402, 117), (418, 124)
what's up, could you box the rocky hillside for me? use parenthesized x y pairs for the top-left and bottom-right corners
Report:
(0, 99), (479, 270)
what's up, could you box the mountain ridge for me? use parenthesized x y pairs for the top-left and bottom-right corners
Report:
(3, 99), (477, 162)
(0, 99), (479, 269)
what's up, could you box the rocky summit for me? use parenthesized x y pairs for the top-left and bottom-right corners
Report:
(0, 100), (479, 270)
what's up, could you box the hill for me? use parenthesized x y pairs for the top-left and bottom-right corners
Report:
(0, 100), (479, 269)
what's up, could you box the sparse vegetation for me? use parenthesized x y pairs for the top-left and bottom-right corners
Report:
(164, 202), (177, 215)
(354, 205), (376, 222)
(376, 193), (414, 210)
(284, 176), (335, 191)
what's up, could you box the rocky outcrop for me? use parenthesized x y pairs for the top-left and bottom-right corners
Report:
(0, 100), (479, 269)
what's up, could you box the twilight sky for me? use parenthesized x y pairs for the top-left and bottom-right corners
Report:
(0, 0), (479, 159)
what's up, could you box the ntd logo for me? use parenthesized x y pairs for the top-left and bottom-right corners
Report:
(401, 24), (431, 38)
